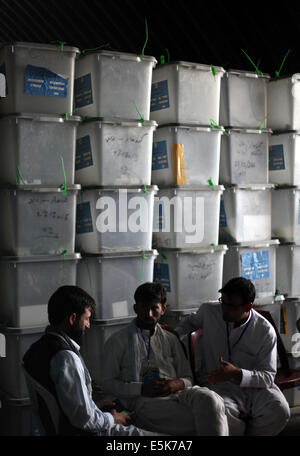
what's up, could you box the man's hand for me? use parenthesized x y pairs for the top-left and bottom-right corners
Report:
(111, 409), (132, 426)
(141, 378), (185, 397)
(95, 399), (116, 412)
(205, 356), (242, 384)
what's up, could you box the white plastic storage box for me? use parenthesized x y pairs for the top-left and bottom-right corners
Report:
(153, 186), (224, 248)
(0, 392), (38, 436)
(76, 186), (157, 253)
(0, 253), (80, 327)
(220, 128), (271, 185)
(154, 246), (227, 308)
(279, 298), (300, 352)
(0, 185), (80, 256)
(152, 124), (222, 186)
(75, 118), (157, 186)
(0, 325), (45, 398)
(0, 42), (79, 115)
(276, 243), (300, 297)
(253, 298), (284, 331)
(269, 131), (300, 185)
(219, 70), (269, 128)
(272, 186), (300, 241)
(219, 185), (273, 244)
(268, 74), (300, 130)
(150, 62), (225, 124)
(0, 113), (80, 187)
(77, 250), (158, 319)
(80, 317), (133, 385)
(223, 240), (279, 300)
(74, 50), (157, 120)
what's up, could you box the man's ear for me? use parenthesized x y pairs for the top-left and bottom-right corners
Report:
(133, 303), (137, 315)
(246, 303), (253, 312)
(69, 313), (77, 326)
(161, 305), (167, 316)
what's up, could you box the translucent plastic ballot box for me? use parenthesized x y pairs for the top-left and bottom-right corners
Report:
(0, 113), (81, 186)
(0, 185), (81, 256)
(219, 70), (269, 128)
(219, 184), (273, 244)
(223, 240), (279, 300)
(0, 392), (38, 436)
(152, 124), (222, 187)
(154, 246), (227, 308)
(75, 118), (157, 187)
(80, 317), (133, 386)
(74, 50), (157, 120)
(0, 254), (80, 327)
(150, 61), (225, 124)
(152, 185), (224, 249)
(0, 325), (45, 398)
(220, 128), (271, 185)
(0, 42), (79, 115)
(276, 243), (300, 298)
(279, 298), (300, 353)
(269, 131), (300, 185)
(272, 186), (300, 242)
(268, 74), (300, 130)
(77, 250), (158, 319)
(76, 186), (157, 253)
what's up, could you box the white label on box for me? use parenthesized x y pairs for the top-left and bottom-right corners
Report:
(20, 305), (48, 327)
(112, 300), (129, 318)
(0, 333), (6, 357)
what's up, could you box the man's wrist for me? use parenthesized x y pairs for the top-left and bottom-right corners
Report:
(233, 368), (242, 383)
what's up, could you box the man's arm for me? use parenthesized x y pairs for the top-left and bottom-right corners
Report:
(50, 350), (114, 433)
(175, 305), (205, 340)
(101, 336), (143, 399)
(168, 331), (194, 388)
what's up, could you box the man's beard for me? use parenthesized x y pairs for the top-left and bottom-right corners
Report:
(69, 323), (84, 345)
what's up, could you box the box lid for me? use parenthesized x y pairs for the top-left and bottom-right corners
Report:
(0, 113), (81, 123)
(82, 117), (157, 128)
(90, 317), (134, 327)
(157, 123), (223, 133)
(278, 242), (300, 247)
(0, 184), (81, 192)
(80, 49), (157, 64)
(253, 295), (285, 305)
(0, 253), (81, 263)
(82, 185), (158, 193)
(270, 73), (300, 82)
(225, 127), (272, 134)
(226, 184), (274, 190)
(0, 324), (46, 335)
(1, 42), (80, 54)
(155, 61), (225, 73)
(271, 130), (300, 135)
(81, 249), (158, 259)
(226, 69), (270, 79)
(157, 245), (228, 255)
(158, 185), (225, 192)
(273, 185), (300, 191)
(231, 239), (280, 248)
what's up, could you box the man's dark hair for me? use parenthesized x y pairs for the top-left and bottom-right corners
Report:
(134, 282), (167, 306)
(48, 286), (96, 325)
(219, 277), (256, 304)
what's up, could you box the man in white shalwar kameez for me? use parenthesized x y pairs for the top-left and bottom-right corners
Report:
(174, 277), (291, 436)
(101, 282), (229, 436)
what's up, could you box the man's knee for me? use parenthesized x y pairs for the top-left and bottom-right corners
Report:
(185, 386), (226, 414)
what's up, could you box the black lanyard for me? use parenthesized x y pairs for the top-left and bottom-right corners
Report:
(226, 311), (252, 362)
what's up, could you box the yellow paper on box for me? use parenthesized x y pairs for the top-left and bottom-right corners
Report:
(172, 143), (186, 185)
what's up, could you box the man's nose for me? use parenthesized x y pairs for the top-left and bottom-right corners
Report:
(148, 309), (154, 318)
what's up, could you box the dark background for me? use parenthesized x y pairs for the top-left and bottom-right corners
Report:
(0, 0), (297, 76)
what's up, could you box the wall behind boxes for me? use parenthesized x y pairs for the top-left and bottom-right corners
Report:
(1, 0), (300, 433)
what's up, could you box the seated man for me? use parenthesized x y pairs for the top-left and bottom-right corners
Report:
(173, 277), (291, 436)
(23, 285), (155, 436)
(101, 282), (229, 436)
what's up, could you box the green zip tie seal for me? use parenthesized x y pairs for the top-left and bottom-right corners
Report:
(80, 43), (111, 55)
(132, 100), (144, 123)
(211, 65), (216, 77)
(50, 41), (67, 51)
(16, 165), (26, 185)
(207, 178), (215, 190)
(210, 243), (216, 252)
(64, 111), (70, 120)
(159, 249), (167, 261)
(141, 18), (149, 60)
(58, 154), (67, 196)
(160, 55), (165, 65)
(61, 249), (67, 259)
(209, 118), (229, 136)
(165, 48), (170, 63)
(241, 49), (263, 76)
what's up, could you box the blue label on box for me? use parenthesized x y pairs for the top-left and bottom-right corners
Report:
(241, 250), (270, 280)
(152, 141), (169, 170)
(0, 62), (7, 96)
(269, 144), (285, 171)
(24, 65), (68, 98)
(76, 202), (93, 234)
(219, 200), (227, 227)
(154, 263), (171, 292)
(150, 80), (170, 112)
(76, 135), (93, 171)
(74, 73), (93, 108)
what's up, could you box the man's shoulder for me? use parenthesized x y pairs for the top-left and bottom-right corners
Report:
(252, 309), (277, 337)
